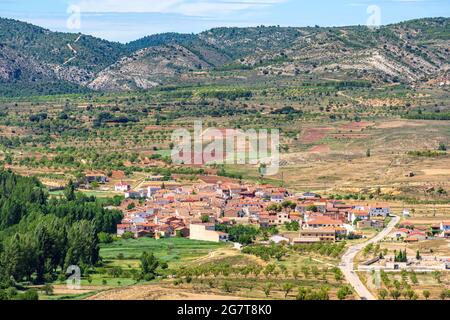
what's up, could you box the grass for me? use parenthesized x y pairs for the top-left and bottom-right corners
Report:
(49, 189), (119, 198)
(100, 237), (230, 268)
(39, 238), (230, 300)
(40, 291), (100, 300)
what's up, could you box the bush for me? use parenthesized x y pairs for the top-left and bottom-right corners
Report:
(20, 289), (39, 300)
(42, 284), (54, 296)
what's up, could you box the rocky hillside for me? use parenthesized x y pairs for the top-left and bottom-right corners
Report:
(0, 17), (448, 96)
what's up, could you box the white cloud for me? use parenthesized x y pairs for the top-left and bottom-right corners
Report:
(175, 0), (286, 16)
(76, 0), (182, 14)
(74, 0), (287, 16)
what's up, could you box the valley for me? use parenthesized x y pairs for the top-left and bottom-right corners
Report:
(0, 16), (449, 302)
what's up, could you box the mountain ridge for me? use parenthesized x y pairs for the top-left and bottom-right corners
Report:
(0, 17), (448, 96)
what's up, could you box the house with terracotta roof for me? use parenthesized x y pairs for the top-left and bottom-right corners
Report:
(305, 216), (343, 229)
(406, 231), (427, 241)
(297, 228), (336, 242)
(350, 209), (370, 224)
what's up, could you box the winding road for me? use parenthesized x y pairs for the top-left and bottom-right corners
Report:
(339, 215), (400, 300)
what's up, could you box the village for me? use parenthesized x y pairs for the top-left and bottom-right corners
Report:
(104, 174), (450, 248)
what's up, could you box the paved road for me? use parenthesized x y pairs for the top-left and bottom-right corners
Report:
(339, 215), (400, 300)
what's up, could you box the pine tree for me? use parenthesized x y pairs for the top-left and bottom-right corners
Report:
(64, 180), (76, 201)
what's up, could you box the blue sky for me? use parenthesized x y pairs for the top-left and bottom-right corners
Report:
(0, 0), (448, 42)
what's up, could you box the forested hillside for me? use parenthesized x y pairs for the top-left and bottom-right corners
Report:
(0, 171), (122, 299)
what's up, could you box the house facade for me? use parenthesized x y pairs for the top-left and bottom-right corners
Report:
(189, 224), (229, 243)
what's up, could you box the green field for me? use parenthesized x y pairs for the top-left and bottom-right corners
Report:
(100, 238), (230, 268)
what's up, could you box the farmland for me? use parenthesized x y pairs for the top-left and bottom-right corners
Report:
(36, 237), (355, 300)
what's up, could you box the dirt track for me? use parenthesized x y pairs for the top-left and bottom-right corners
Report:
(87, 284), (244, 300)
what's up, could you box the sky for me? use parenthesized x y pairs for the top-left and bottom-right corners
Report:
(0, 0), (448, 42)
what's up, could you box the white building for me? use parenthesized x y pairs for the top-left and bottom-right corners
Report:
(115, 182), (130, 192)
(369, 204), (391, 218)
(125, 189), (146, 199)
(189, 224), (229, 243)
(270, 235), (290, 244)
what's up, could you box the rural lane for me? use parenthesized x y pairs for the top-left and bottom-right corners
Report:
(339, 215), (400, 300)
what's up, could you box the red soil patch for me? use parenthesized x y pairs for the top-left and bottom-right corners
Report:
(341, 122), (373, 131)
(330, 134), (370, 139)
(309, 145), (331, 154)
(111, 170), (126, 179)
(301, 127), (332, 143)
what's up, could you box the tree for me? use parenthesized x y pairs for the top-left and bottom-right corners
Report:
(315, 286), (330, 300)
(64, 180), (76, 201)
(21, 289), (39, 300)
(394, 249), (407, 263)
(296, 287), (309, 300)
(366, 149), (371, 157)
(42, 284), (54, 296)
(140, 252), (159, 281)
(301, 266), (310, 279)
(282, 283), (294, 299)
(266, 203), (282, 213)
(311, 266), (320, 278)
(337, 286), (352, 300)
(0, 171), (122, 285)
(258, 163), (267, 178)
(222, 282), (232, 293)
(98, 232), (113, 244)
(64, 220), (99, 270)
(390, 289), (401, 300)
(333, 268), (344, 282)
(5, 154), (13, 165)
(263, 283), (273, 297)
(432, 271), (442, 283)
(378, 289), (388, 300)
(438, 142), (447, 151)
(306, 205), (318, 212)
(404, 289), (416, 300)
(423, 290), (430, 300)
(122, 231), (134, 240)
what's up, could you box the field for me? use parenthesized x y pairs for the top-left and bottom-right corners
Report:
(35, 237), (360, 300)
(100, 238), (229, 268)
(36, 238), (229, 300)
(359, 271), (450, 300)
(1, 80), (449, 203)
